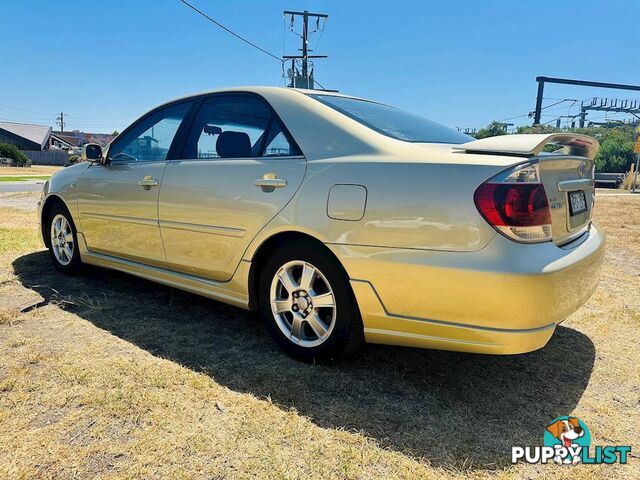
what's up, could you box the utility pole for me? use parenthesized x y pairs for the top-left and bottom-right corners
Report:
(634, 123), (640, 193)
(578, 107), (588, 128)
(283, 10), (328, 89)
(533, 80), (545, 124)
(56, 112), (65, 132)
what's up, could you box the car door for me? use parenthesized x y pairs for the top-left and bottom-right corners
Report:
(76, 100), (194, 266)
(158, 93), (306, 281)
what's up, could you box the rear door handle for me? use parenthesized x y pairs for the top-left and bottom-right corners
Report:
(255, 173), (287, 192)
(138, 176), (159, 190)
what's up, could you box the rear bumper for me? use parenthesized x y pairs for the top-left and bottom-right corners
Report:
(329, 224), (605, 354)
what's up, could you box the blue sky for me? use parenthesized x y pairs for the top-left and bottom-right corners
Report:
(1, 0), (639, 133)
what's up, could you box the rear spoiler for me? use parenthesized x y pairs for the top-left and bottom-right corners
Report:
(453, 133), (599, 159)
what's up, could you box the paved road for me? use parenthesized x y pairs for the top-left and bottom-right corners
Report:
(597, 192), (640, 197)
(0, 182), (45, 193)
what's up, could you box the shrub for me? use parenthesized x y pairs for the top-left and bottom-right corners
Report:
(516, 125), (560, 135)
(0, 143), (30, 167)
(593, 129), (635, 173)
(474, 121), (509, 139)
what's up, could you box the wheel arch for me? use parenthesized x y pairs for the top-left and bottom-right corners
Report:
(247, 230), (349, 312)
(40, 194), (68, 248)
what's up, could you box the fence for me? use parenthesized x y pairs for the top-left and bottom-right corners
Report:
(20, 150), (71, 166)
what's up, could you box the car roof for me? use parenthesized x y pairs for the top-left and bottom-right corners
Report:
(152, 86), (372, 109)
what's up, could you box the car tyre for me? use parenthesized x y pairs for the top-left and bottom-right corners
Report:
(258, 240), (364, 362)
(47, 202), (83, 274)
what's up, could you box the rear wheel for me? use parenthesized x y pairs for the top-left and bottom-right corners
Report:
(258, 240), (363, 361)
(47, 203), (83, 274)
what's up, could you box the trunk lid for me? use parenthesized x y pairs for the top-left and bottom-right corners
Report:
(455, 133), (599, 245)
(538, 154), (594, 244)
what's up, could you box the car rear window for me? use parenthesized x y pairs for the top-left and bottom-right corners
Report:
(308, 94), (473, 144)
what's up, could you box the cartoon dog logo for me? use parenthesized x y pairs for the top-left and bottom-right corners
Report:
(513, 416), (627, 465)
(545, 417), (586, 464)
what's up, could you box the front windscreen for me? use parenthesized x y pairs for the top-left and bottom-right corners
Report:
(309, 94), (473, 144)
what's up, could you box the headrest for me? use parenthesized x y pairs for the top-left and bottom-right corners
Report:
(216, 131), (251, 158)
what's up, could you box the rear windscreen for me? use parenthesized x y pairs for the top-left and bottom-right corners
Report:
(309, 94), (473, 144)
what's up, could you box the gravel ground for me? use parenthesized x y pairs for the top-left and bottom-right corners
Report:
(0, 192), (41, 211)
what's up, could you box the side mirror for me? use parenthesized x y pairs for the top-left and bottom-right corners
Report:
(82, 143), (103, 163)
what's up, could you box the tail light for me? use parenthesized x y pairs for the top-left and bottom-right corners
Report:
(474, 161), (552, 243)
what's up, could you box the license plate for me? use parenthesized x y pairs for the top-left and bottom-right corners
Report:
(568, 190), (587, 216)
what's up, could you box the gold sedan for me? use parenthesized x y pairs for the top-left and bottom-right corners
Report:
(38, 87), (605, 360)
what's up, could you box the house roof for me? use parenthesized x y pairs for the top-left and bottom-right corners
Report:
(50, 133), (78, 149)
(53, 131), (116, 147)
(85, 133), (116, 146)
(53, 133), (85, 147)
(0, 121), (52, 149)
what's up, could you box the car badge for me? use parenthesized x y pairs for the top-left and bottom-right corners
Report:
(578, 162), (587, 178)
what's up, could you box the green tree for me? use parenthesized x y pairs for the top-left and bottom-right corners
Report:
(592, 129), (634, 173)
(0, 143), (30, 167)
(516, 124), (560, 135)
(111, 130), (120, 136)
(474, 121), (509, 139)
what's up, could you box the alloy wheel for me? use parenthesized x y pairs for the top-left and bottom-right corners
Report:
(50, 213), (74, 266)
(269, 260), (337, 348)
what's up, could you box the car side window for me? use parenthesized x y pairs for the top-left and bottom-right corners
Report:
(263, 120), (301, 156)
(183, 94), (299, 159)
(108, 101), (192, 163)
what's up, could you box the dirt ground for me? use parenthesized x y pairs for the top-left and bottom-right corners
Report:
(0, 165), (62, 176)
(0, 192), (638, 479)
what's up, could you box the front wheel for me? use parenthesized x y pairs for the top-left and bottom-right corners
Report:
(258, 241), (363, 361)
(47, 203), (83, 274)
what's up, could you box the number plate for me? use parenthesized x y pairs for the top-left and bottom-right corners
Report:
(568, 190), (587, 216)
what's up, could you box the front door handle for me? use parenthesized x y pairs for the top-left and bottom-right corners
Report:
(255, 173), (287, 192)
(138, 176), (159, 190)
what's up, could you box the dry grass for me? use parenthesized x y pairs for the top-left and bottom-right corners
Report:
(621, 174), (639, 191)
(0, 165), (62, 176)
(0, 193), (638, 479)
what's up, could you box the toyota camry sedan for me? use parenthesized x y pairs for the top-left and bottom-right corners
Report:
(38, 87), (605, 360)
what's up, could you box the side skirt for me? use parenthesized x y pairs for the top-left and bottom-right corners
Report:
(78, 234), (250, 310)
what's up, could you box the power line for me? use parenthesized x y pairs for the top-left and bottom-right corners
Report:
(0, 103), (55, 115)
(541, 98), (576, 110)
(0, 111), (53, 123)
(461, 99), (579, 130)
(177, 0), (282, 63)
(498, 113), (530, 122)
(0, 116), (51, 124)
(542, 116), (561, 125)
(313, 77), (328, 90)
(0, 103), (56, 119)
(312, 17), (327, 52)
(461, 112), (530, 129)
(540, 103), (578, 115)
